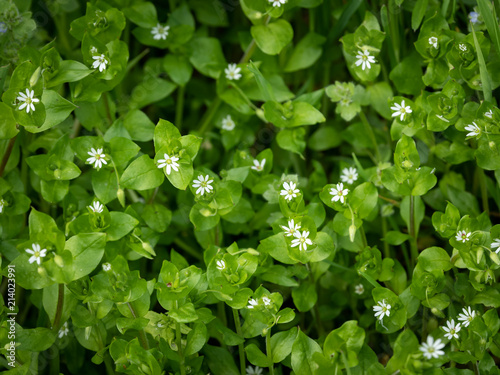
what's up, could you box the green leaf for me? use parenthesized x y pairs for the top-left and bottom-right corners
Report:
(251, 19), (294, 55)
(120, 155), (165, 191)
(65, 233), (106, 280)
(107, 212), (139, 241)
(46, 60), (92, 88)
(284, 32), (326, 72)
(276, 127), (307, 156)
(188, 37), (226, 79)
(245, 344), (270, 367)
(418, 247), (452, 272)
(477, 0), (500, 61)
(0, 103), (19, 140)
(271, 328), (298, 363)
(472, 27), (492, 102)
(141, 204), (172, 233)
(291, 330), (322, 375)
(324, 321), (365, 368)
(389, 55), (425, 96)
(292, 281), (317, 312)
(25, 90), (77, 133)
(411, 0), (429, 31)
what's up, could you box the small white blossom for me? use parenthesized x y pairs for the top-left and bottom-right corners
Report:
(281, 219), (301, 237)
(262, 297), (271, 306)
(464, 122), (481, 137)
(251, 159), (266, 172)
(419, 336), (445, 359)
(221, 115), (236, 131)
(459, 43), (467, 52)
(291, 230), (313, 251)
(457, 306), (476, 327)
(86, 148), (107, 169)
(484, 109), (493, 119)
(225, 63), (242, 81)
(340, 167), (358, 185)
(246, 366), (263, 375)
(157, 154), (180, 175)
(216, 259), (226, 271)
(268, 0), (286, 7)
(17, 89), (40, 114)
(58, 322), (69, 338)
(102, 263), (112, 272)
(92, 54), (108, 72)
(90, 46), (98, 54)
(330, 183), (349, 204)
(26, 243), (48, 265)
(280, 181), (300, 202)
(391, 99), (413, 122)
(247, 298), (259, 309)
(89, 201), (104, 213)
(373, 299), (391, 320)
(469, 11), (479, 24)
(0, 199), (5, 213)
(429, 36), (438, 49)
(491, 238), (500, 253)
(355, 50), (376, 71)
(442, 319), (461, 340)
(455, 230), (471, 243)
(354, 284), (364, 295)
(192, 175), (214, 196)
(151, 24), (169, 40)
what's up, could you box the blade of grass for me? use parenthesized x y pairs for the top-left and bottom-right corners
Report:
(327, 0), (363, 42)
(381, 5), (398, 69)
(477, 0), (500, 59)
(411, 0), (428, 31)
(471, 24), (493, 102)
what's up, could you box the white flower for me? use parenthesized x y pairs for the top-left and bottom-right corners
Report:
(92, 54), (108, 72)
(225, 63), (242, 81)
(419, 336), (445, 359)
(192, 175), (214, 196)
(469, 11), (479, 24)
(86, 148), (107, 169)
(373, 299), (391, 320)
(268, 0), (286, 6)
(459, 43), (467, 52)
(330, 183), (349, 204)
(221, 115), (236, 131)
(281, 219), (301, 237)
(216, 259), (226, 271)
(442, 319), (461, 340)
(157, 153), (180, 175)
(457, 306), (476, 327)
(251, 159), (266, 172)
(429, 36), (438, 49)
(484, 109), (493, 119)
(391, 99), (413, 122)
(340, 167), (358, 185)
(246, 365), (263, 375)
(464, 122), (481, 137)
(262, 297), (271, 306)
(455, 230), (471, 243)
(90, 46), (98, 54)
(151, 23), (169, 40)
(26, 243), (48, 265)
(17, 89), (40, 114)
(247, 298), (259, 309)
(102, 263), (112, 272)
(0, 199), (5, 213)
(291, 230), (313, 251)
(89, 201), (104, 213)
(58, 322), (69, 338)
(280, 181), (300, 202)
(355, 50), (376, 71)
(354, 284), (364, 295)
(491, 238), (500, 253)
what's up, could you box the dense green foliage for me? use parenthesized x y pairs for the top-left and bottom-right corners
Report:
(1, 0), (500, 374)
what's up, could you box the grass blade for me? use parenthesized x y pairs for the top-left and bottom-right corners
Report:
(471, 26), (493, 102)
(477, 0), (500, 58)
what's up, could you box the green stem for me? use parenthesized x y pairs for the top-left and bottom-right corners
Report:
(359, 112), (381, 162)
(306, 264), (324, 337)
(175, 302), (186, 375)
(382, 216), (390, 258)
(102, 92), (113, 125)
(127, 302), (149, 350)
(0, 135), (17, 177)
(53, 284), (64, 330)
(175, 85), (186, 130)
(173, 238), (203, 261)
(359, 225), (368, 249)
(340, 350), (352, 375)
(409, 195), (418, 265)
(266, 330), (274, 375)
(478, 168), (489, 216)
(125, 48), (150, 74)
(239, 39), (257, 64)
(198, 97), (221, 136)
(232, 309), (246, 375)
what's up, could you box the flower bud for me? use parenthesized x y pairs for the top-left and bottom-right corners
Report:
(401, 160), (413, 169)
(54, 254), (64, 268)
(246, 248), (260, 256)
(117, 188), (125, 207)
(37, 266), (47, 277)
(30, 66), (42, 87)
(142, 242), (156, 256)
(255, 108), (266, 122)
(489, 251), (500, 265)
(476, 248), (484, 264)
(349, 224), (356, 242)
(53, 168), (61, 180)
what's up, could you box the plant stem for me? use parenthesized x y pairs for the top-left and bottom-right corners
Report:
(359, 112), (381, 162)
(359, 225), (368, 248)
(477, 168), (489, 216)
(409, 195), (418, 265)
(232, 309), (246, 375)
(102, 92), (113, 125)
(53, 284), (64, 330)
(176, 315), (186, 375)
(126, 302), (149, 350)
(382, 216), (390, 258)
(175, 85), (186, 130)
(173, 237), (203, 261)
(0, 135), (17, 177)
(198, 97), (221, 136)
(306, 263), (324, 337)
(340, 350), (352, 375)
(266, 330), (274, 375)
